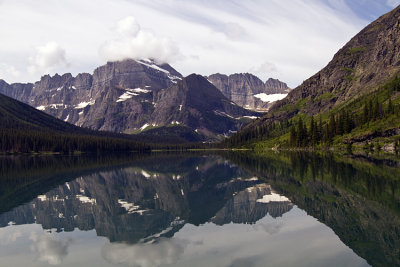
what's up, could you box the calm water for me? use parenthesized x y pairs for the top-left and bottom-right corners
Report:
(0, 152), (399, 267)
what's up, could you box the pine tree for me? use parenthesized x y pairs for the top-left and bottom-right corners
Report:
(310, 116), (318, 147)
(290, 126), (297, 147)
(387, 98), (394, 115)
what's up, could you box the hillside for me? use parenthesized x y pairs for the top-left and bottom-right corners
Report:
(225, 5), (400, 152)
(0, 93), (151, 153)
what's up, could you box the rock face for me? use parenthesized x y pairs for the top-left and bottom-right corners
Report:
(0, 59), (258, 140)
(153, 74), (258, 138)
(265, 78), (291, 94)
(207, 73), (290, 112)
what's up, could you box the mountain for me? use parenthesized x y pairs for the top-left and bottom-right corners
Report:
(227, 5), (400, 149)
(0, 59), (259, 141)
(207, 73), (290, 112)
(152, 74), (259, 139)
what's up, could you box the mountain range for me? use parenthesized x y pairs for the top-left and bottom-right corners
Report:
(0, 59), (288, 142)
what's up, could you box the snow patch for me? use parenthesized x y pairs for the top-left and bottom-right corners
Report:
(214, 110), (234, 118)
(37, 104), (65, 110)
(137, 59), (169, 74)
(130, 88), (151, 93)
(254, 93), (287, 103)
(71, 86), (77, 90)
(141, 170), (151, 178)
(116, 91), (138, 102)
(118, 199), (146, 214)
(49, 104), (64, 109)
(76, 195), (96, 204)
(172, 175), (182, 180)
(136, 59), (181, 83)
(179, 104), (182, 111)
(171, 121), (181, 125)
(37, 195), (47, 201)
(241, 116), (258, 120)
(140, 123), (149, 131)
(64, 115), (69, 122)
(75, 100), (95, 109)
(141, 217), (185, 242)
(256, 192), (290, 203)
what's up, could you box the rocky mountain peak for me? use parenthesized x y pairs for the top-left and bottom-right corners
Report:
(207, 73), (290, 112)
(151, 74), (260, 139)
(265, 78), (290, 94)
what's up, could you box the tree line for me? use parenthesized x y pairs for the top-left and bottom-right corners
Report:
(223, 89), (399, 149)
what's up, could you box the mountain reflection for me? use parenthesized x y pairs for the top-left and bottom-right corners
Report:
(0, 155), (292, 244)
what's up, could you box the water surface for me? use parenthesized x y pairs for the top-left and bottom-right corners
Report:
(0, 152), (398, 266)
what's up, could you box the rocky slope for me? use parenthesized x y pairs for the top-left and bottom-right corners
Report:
(257, 5), (400, 124)
(207, 73), (290, 111)
(0, 59), (259, 140)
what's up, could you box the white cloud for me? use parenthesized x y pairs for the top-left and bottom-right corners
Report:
(101, 238), (185, 267)
(387, 0), (400, 8)
(99, 16), (182, 64)
(29, 232), (71, 265)
(28, 42), (69, 75)
(0, 63), (21, 80)
(116, 16), (140, 37)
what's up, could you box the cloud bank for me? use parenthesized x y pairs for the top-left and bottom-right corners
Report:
(28, 42), (69, 75)
(99, 16), (182, 64)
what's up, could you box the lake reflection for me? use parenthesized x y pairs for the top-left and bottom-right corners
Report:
(0, 153), (396, 266)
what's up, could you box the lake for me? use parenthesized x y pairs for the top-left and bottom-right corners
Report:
(0, 152), (399, 267)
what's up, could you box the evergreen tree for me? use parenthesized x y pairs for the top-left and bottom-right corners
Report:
(387, 98), (394, 115)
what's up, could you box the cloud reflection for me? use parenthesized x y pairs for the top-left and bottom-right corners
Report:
(29, 232), (71, 265)
(102, 238), (185, 267)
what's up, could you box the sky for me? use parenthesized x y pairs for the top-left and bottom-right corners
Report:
(0, 0), (399, 88)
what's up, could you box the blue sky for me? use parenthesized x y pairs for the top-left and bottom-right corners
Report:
(0, 0), (398, 87)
